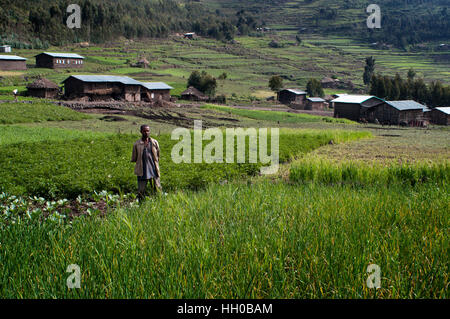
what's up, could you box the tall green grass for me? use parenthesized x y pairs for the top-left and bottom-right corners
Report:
(1, 180), (447, 298)
(0, 102), (91, 124)
(290, 157), (449, 187)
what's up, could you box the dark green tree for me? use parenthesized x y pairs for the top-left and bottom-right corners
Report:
(187, 71), (217, 96)
(407, 68), (416, 81)
(363, 57), (376, 86)
(306, 78), (324, 97)
(187, 71), (202, 89)
(268, 75), (283, 92)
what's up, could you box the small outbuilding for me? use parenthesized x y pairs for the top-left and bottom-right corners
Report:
(306, 97), (326, 110)
(277, 89), (307, 105)
(62, 75), (142, 102)
(141, 82), (173, 101)
(27, 78), (60, 99)
(332, 95), (384, 121)
(35, 52), (85, 69)
(180, 86), (208, 101)
(184, 33), (196, 39)
(0, 55), (27, 70)
(0, 45), (12, 53)
(430, 107), (450, 125)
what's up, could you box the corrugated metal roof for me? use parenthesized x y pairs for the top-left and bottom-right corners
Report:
(307, 97), (325, 102)
(38, 52), (85, 59)
(0, 55), (27, 61)
(142, 82), (173, 90)
(435, 107), (450, 115)
(385, 100), (427, 111)
(282, 89), (307, 95)
(331, 95), (378, 104)
(63, 75), (142, 85)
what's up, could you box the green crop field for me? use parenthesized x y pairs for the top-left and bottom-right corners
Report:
(0, 124), (369, 198)
(0, 100), (448, 299)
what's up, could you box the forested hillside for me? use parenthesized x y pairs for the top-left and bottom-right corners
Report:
(0, 0), (448, 48)
(0, 0), (245, 45)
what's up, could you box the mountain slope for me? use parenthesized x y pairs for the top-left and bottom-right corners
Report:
(202, 0), (450, 47)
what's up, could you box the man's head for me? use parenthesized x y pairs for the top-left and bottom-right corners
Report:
(140, 125), (150, 139)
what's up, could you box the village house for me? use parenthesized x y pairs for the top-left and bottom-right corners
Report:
(35, 52), (85, 69)
(332, 95), (384, 121)
(141, 82), (173, 101)
(306, 97), (327, 110)
(0, 45), (12, 53)
(27, 78), (60, 99)
(62, 75), (143, 102)
(181, 86), (208, 101)
(277, 89), (307, 106)
(430, 107), (450, 125)
(363, 100), (429, 126)
(0, 55), (27, 70)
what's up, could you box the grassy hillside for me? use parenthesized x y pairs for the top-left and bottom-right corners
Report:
(0, 101), (91, 124)
(2, 34), (449, 107)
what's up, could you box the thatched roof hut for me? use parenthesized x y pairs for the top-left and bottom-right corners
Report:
(321, 77), (338, 88)
(181, 86), (208, 101)
(27, 78), (59, 98)
(27, 78), (59, 89)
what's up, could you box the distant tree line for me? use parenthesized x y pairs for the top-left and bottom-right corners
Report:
(369, 71), (450, 107)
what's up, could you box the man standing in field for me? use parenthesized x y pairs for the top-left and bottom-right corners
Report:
(131, 125), (161, 201)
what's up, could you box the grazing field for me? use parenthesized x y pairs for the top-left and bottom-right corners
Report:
(202, 104), (355, 124)
(0, 102), (91, 124)
(1, 178), (447, 298)
(0, 125), (110, 146)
